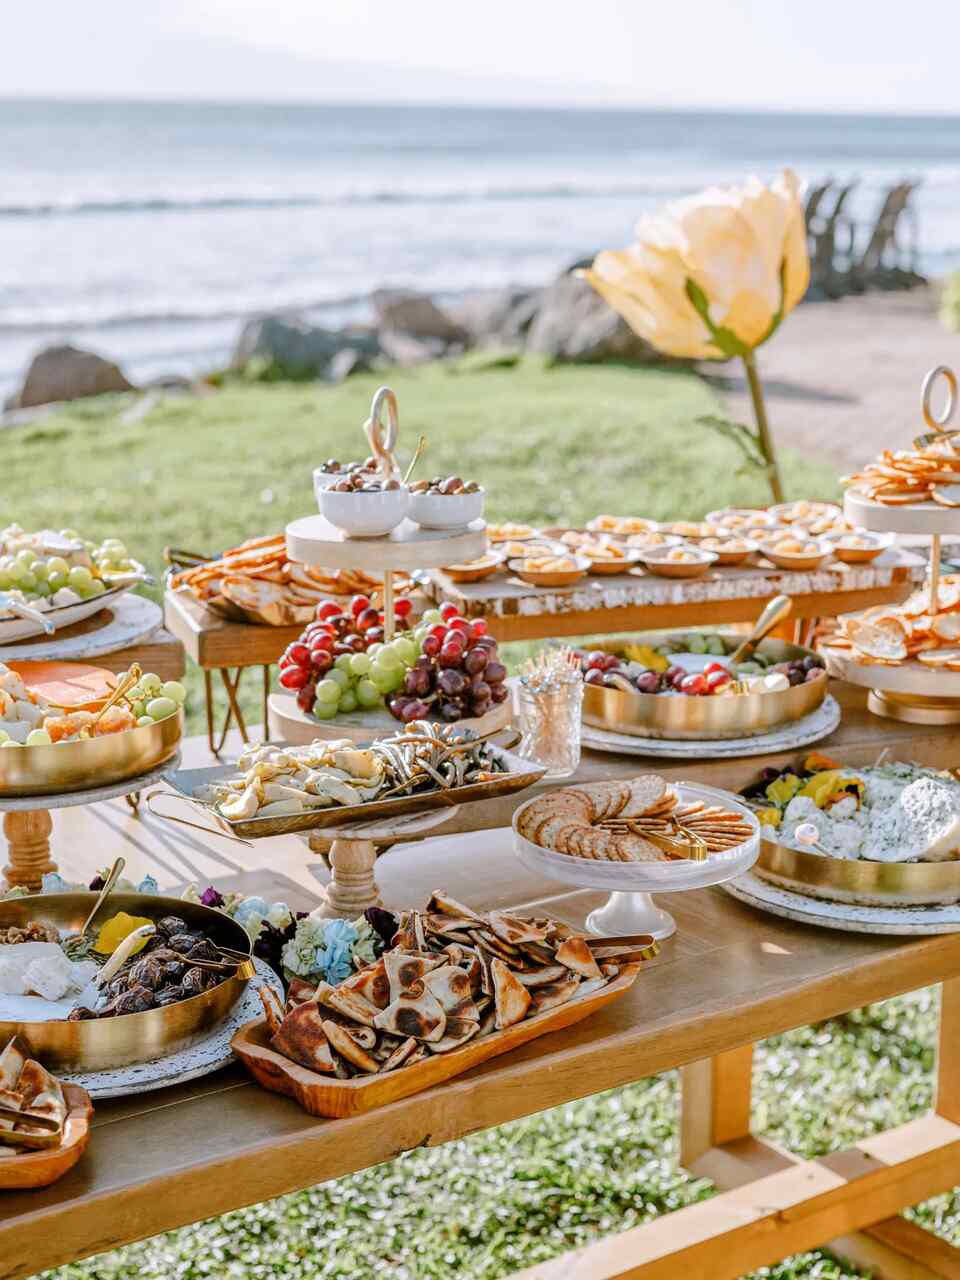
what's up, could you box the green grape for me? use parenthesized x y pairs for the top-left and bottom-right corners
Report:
(6, 560), (25, 582)
(88, 581), (106, 597)
(68, 565), (93, 591)
(375, 647), (404, 673)
(0, 570), (13, 591)
(334, 653), (354, 673)
(338, 689), (358, 714)
(46, 572), (66, 593)
(25, 729), (52, 746)
(355, 678), (381, 708)
(366, 643), (384, 658)
(328, 668), (350, 689)
(15, 548), (37, 567)
(0, 740), (22, 749)
(31, 559), (49, 582)
(422, 608), (442, 624)
(161, 681), (186, 705)
(32, 582), (51, 598)
(139, 672), (162, 695)
(312, 700), (339, 721)
(46, 557), (68, 577)
(349, 652), (372, 676)
(369, 662), (394, 694)
(391, 637), (417, 667)
(102, 539), (127, 556)
(146, 696), (177, 721)
(130, 700), (147, 719)
(136, 715), (154, 727)
(18, 572), (37, 592)
(0, 729), (9, 744)
(315, 679), (341, 705)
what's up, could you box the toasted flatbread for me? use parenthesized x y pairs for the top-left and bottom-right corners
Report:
(374, 989), (447, 1042)
(529, 973), (582, 1014)
(555, 936), (602, 979)
(422, 965), (478, 1020)
(491, 957), (532, 1029)
(323, 1020), (380, 1074)
(271, 1003), (337, 1074)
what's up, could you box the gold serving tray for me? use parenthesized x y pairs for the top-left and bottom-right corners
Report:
(755, 838), (960, 907)
(165, 743), (546, 840)
(0, 710), (183, 797)
(582, 631), (826, 740)
(0, 892), (253, 1071)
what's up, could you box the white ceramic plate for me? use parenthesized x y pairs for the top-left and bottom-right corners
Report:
(0, 582), (135, 645)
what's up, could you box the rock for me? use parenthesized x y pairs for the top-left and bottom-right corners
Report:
(232, 314), (379, 379)
(448, 288), (538, 345)
(144, 373), (193, 392)
(371, 290), (467, 344)
(13, 344), (135, 408)
(325, 348), (373, 383)
(378, 329), (452, 367)
(525, 272), (657, 364)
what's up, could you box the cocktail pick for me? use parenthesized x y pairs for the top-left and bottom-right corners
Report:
(794, 822), (830, 856)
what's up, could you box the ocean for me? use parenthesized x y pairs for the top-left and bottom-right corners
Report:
(2, 99), (959, 400)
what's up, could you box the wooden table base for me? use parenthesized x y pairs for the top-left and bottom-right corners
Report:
(2, 809), (55, 891)
(519, 979), (960, 1280)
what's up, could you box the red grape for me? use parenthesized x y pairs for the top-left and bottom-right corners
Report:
(470, 679), (491, 702)
(278, 653), (295, 669)
(387, 696), (409, 721)
(356, 607), (380, 631)
(484, 660), (506, 685)
(393, 597), (413, 618)
(296, 680), (316, 713)
(286, 643), (311, 668)
(428, 624), (448, 643)
(366, 627), (385, 645)
(634, 672), (660, 694)
(439, 602), (460, 622)
(438, 700), (463, 721)
(350, 594), (371, 618)
(279, 665), (310, 690)
(602, 655), (622, 672)
(585, 669), (605, 686)
(421, 634), (441, 658)
(316, 601), (341, 620)
(463, 647), (488, 675)
(586, 651), (606, 670)
(309, 633), (334, 654)
(311, 651), (334, 675)
(447, 618), (471, 638)
(347, 634), (367, 652)
(401, 699), (429, 723)
(470, 619), (488, 637)
(681, 674), (708, 695)
(333, 642), (354, 657)
(438, 668), (467, 696)
(439, 645), (463, 668)
(490, 684), (509, 704)
(704, 661), (727, 676)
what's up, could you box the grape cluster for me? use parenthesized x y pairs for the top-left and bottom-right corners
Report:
(278, 594), (415, 719)
(390, 602), (507, 724)
(0, 530), (138, 604)
(775, 656), (825, 686)
(278, 597), (507, 726)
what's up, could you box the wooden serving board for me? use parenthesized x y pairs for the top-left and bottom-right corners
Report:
(0, 1085), (93, 1190)
(232, 962), (642, 1118)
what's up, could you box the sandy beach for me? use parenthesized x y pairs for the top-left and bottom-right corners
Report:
(711, 285), (959, 472)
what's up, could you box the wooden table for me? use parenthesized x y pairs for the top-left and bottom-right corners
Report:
(164, 589), (298, 752)
(426, 546), (926, 642)
(4, 712), (960, 1279)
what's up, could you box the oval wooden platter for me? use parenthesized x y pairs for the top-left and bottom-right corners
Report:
(0, 1084), (93, 1190)
(232, 962), (642, 1119)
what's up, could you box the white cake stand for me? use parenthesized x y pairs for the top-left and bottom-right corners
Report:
(512, 783), (760, 939)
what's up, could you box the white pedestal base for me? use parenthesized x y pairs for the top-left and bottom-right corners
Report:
(586, 891), (677, 940)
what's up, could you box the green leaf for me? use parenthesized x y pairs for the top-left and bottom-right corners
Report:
(695, 413), (772, 475)
(684, 279), (752, 359)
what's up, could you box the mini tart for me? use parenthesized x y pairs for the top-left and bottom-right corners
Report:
(486, 523), (538, 543)
(586, 515), (657, 535)
(635, 545), (718, 579)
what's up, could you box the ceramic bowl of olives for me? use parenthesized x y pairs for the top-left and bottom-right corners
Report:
(313, 458), (379, 502)
(319, 476), (411, 538)
(408, 476), (485, 530)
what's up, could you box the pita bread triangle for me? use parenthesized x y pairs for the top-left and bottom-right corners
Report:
(530, 973), (582, 1014)
(491, 957), (532, 1029)
(322, 1020), (381, 1074)
(555, 936), (602, 979)
(384, 951), (445, 1002)
(422, 965), (479, 1020)
(271, 1003), (337, 1074)
(488, 911), (550, 946)
(374, 987), (448, 1042)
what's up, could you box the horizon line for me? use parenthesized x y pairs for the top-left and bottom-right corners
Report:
(2, 93), (960, 119)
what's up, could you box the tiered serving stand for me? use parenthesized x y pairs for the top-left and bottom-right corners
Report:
(825, 489), (960, 723)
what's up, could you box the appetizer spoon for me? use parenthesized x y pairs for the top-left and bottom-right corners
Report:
(61, 856), (126, 959)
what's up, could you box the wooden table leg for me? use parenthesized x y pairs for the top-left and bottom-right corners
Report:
(203, 668), (216, 755)
(262, 664), (271, 741)
(2, 809), (55, 891)
(217, 668), (249, 751)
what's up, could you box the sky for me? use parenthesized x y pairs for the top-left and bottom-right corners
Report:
(1, 0), (956, 114)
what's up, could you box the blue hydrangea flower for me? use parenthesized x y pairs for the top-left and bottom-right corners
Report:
(137, 875), (159, 895)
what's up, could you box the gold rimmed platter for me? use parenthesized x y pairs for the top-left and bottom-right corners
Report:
(582, 631), (827, 740)
(0, 892), (253, 1070)
(163, 741), (546, 840)
(0, 710), (183, 797)
(755, 838), (960, 907)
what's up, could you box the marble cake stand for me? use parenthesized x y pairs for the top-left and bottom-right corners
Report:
(0, 756), (180, 892)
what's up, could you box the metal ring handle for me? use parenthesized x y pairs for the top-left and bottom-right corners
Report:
(143, 788), (254, 847)
(922, 365), (958, 430)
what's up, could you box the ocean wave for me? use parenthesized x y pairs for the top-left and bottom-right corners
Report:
(0, 178), (694, 219)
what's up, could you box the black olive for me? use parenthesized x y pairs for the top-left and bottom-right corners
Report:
(161, 959), (187, 982)
(156, 916), (188, 939)
(167, 933), (202, 952)
(115, 985), (157, 1014)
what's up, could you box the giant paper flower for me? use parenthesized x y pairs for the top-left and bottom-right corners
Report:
(580, 169), (809, 360)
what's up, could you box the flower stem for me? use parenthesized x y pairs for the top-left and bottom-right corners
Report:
(742, 350), (784, 503)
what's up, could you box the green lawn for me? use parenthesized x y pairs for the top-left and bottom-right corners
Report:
(10, 364), (946, 1279)
(4, 361), (837, 734)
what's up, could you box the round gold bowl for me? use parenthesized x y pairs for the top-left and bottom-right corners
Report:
(582, 631), (827, 740)
(0, 710), (182, 798)
(0, 892), (253, 1070)
(755, 838), (960, 907)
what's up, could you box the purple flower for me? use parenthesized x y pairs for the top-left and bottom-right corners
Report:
(200, 886), (225, 909)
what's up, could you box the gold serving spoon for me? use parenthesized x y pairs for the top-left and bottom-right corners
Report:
(61, 856), (125, 959)
(728, 594), (793, 666)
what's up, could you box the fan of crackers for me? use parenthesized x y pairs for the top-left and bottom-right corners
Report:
(823, 579), (960, 670)
(843, 444), (960, 508)
(517, 776), (754, 864)
(169, 534), (412, 626)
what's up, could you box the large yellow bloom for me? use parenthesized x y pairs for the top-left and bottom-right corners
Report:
(580, 169), (809, 360)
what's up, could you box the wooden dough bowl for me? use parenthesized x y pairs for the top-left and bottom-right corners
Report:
(0, 1084), (93, 1190)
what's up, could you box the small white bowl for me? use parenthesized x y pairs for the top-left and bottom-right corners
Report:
(318, 485), (411, 538)
(409, 487), (485, 531)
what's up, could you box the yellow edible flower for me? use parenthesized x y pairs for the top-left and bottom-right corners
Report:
(765, 775), (803, 807)
(623, 644), (670, 672)
(755, 807), (782, 829)
(94, 911), (154, 957)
